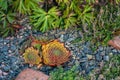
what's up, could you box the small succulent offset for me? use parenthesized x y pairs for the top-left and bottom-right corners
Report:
(23, 47), (42, 65)
(42, 40), (70, 66)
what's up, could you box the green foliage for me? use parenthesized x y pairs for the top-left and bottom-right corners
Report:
(115, 0), (120, 4)
(78, 5), (94, 26)
(102, 54), (120, 79)
(30, 7), (60, 32)
(0, 0), (16, 37)
(30, 0), (94, 32)
(84, 3), (120, 46)
(0, 0), (10, 10)
(13, 0), (41, 15)
(49, 66), (82, 80)
(63, 13), (78, 29)
(0, 26), (14, 37)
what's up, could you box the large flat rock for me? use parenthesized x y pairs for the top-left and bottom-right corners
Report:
(108, 36), (120, 50)
(15, 68), (49, 80)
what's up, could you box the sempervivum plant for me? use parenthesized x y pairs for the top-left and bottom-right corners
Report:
(23, 47), (42, 65)
(42, 40), (71, 66)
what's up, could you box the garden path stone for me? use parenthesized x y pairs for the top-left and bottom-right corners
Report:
(15, 68), (49, 80)
(108, 36), (120, 50)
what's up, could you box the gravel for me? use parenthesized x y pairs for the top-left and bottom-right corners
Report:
(0, 18), (120, 80)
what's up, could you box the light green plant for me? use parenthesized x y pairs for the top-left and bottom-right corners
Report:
(30, 7), (60, 32)
(62, 13), (78, 29)
(78, 5), (94, 26)
(13, 0), (41, 14)
(115, 0), (120, 4)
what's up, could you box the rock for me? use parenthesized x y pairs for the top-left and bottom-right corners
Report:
(2, 72), (8, 76)
(59, 34), (64, 42)
(15, 68), (49, 80)
(98, 74), (105, 80)
(103, 56), (109, 61)
(95, 53), (102, 61)
(3, 65), (10, 72)
(0, 70), (3, 76)
(1, 46), (9, 52)
(108, 36), (120, 50)
(10, 44), (16, 51)
(87, 54), (93, 60)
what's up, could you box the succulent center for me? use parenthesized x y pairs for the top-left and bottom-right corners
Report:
(27, 53), (36, 61)
(52, 48), (63, 56)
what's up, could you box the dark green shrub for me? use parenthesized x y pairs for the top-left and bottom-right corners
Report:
(0, 0), (16, 37)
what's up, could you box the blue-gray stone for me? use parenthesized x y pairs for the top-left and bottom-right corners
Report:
(85, 66), (95, 74)
(11, 65), (19, 71)
(3, 51), (8, 55)
(1, 46), (9, 52)
(0, 54), (5, 62)
(82, 46), (92, 54)
(9, 57), (17, 63)
(10, 45), (16, 51)
(4, 39), (10, 43)
(112, 49), (117, 53)
(80, 62), (88, 70)
(63, 34), (69, 41)
(80, 57), (88, 62)
(103, 56), (109, 61)
(95, 53), (102, 61)
(0, 38), (3, 43)
(99, 46), (104, 51)
(3, 66), (10, 72)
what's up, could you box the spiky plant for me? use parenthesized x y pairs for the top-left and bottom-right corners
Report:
(23, 47), (42, 65)
(42, 40), (70, 66)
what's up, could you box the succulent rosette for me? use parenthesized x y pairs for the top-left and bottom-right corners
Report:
(42, 40), (70, 66)
(23, 47), (42, 65)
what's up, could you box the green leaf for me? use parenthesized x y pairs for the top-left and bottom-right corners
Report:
(3, 19), (7, 28)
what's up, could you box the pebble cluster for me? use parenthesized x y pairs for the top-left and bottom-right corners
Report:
(0, 18), (120, 80)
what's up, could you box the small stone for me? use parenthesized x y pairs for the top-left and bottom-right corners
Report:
(99, 46), (104, 51)
(3, 66), (10, 72)
(95, 53), (102, 61)
(2, 72), (8, 76)
(59, 34), (64, 42)
(1, 46), (8, 52)
(8, 50), (12, 53)
(112, 49), (118, 53)
(100, 51), (105, 56)
(109, 52), (113, 56)
(98, 74), (104, 80)
(10, 45), (16, 51)
(80, 57), (88, 62)
(87, 54), (93, 60)
(103, 56), (109, 61)
(0, 70), (3, 76)
(3, 42), (7, 45)
(15, 68), (49, 80)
